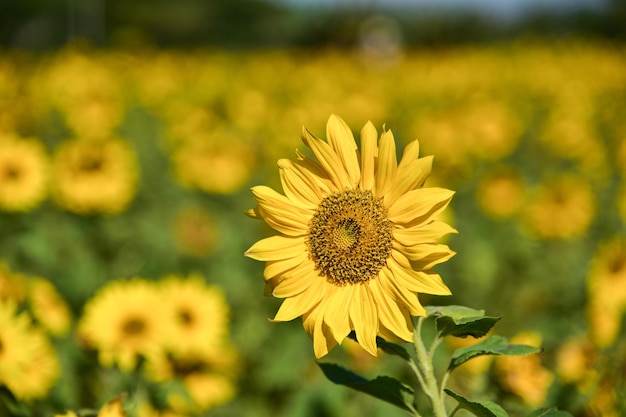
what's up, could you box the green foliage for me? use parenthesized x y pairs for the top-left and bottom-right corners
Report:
(426, 305), (501, 338)
(444, 389), (509, 417)
(448, 335), (541, 371)
(317, 363), (416, 414)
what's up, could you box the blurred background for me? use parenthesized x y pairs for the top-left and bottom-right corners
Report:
(1, 1), (626, 416)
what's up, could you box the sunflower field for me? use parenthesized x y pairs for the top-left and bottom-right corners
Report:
(1, 36), (626, 417)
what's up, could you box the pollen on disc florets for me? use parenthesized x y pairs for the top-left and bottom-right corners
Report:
(306, 189), (393, 285)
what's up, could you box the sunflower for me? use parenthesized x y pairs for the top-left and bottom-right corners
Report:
(0, 261), (27, 303)
(586, 238), (626, 347)
(28, 278), (72, 336)
(246, 114), (456, 358)
(158, 275), (231, 358)
(0, 300), (60, 400)
(0, 300), (32, 386)
(78, 279), (168, 371)
(51, 138), (138, 215)
(0, 137), (48, 212)
(522, 174), (595, 239)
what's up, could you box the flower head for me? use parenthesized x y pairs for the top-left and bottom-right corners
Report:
(246, 114), (455, 358)
(78, 279), (167, 371)
(0, 136), (48, 212)
(51, 138), (138, 215)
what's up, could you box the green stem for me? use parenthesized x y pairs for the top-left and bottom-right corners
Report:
(448, 404), (461, 417)
(412, 317), (447, 417)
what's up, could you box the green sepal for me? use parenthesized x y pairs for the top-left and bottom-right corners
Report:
(426, 305), (501, 338)
(526, 408), (575, 417)
(448, 335), (541, 371)
(444, 388), (509, 417)
(317, 362), (416, 413)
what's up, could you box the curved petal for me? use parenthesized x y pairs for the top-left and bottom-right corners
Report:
(388, 187), (455, 226)
(278, 159), (323, 209)
(326, 114), (361, 187)
(369, 279), (413, 342)
(392, 241), (456, 270)
(252, 186), (313, 236)
(301, 126), (351, 190)
(303, 307), (338, 358)
(375, 129), (397, 198)
(245, 235), (306, 261)
(322, 285), (353, 344)
(387, 255), (451, 295)
(393, 221), (457, 245)
(263, 250), (309, 281)
(385, 156), (433, 207)
(294, 151), (334, 195)
(359, 121), (378, 192)
(271, 261), (317, 298)
(349, 284), (379, 356)
(272, 276), (326, 322)
(263, 252), (309, 281)
(397, 139), (420, 168)
(378, 268), (426, 316)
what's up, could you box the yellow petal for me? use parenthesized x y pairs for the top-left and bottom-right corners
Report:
(272, 277), (326, 322)
(301, 126), (350, 190)
(375, 129), (397, 198)
(369, 279), (413, 342)
(392, 241), (456, 270)
(397, 139), (420, 168)
(387, 255), (451, 295)
(359, 121), (378, 191)
(326, 114), (361, 187)
(378, 268), (426, 316)
(272, 276), (311, 298)
(303, 308), (338, 358)
(393, 221), (457, 245)
(385, 156), (433, 206)
(349, 284), (378, 356)
(388, 187), (455, 226)
(245, 235), (306, 261)
(252, 186), (312, 236)
(322, 285), (353, 344)
(294, 151), (334, 195)
(278, 159), (322, 208)
(263, 252), (308, 281)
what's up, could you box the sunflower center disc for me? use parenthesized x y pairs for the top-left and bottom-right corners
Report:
(307, 189), (393, 285)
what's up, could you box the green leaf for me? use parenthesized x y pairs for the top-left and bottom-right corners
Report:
(444, 388), (509, 417)
(347, 332), (412, 362)
(426, 305), (501, 338)
(449, 335), (541, 371)
(526, 408), (575, 417)
(317, 362), (415, 413)
(376, 337), (412, 361)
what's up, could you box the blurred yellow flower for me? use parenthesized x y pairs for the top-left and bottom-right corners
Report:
(0, 136), (48, 212)
(494, 332), (553, 408)
(0, 262), (27, 303)
(246, 114), (456, 358)
(98, 396), (126, 417)
(159, 275), (231, 358)
(587, 237), (626, 347)
(28, 278), (72, 337)
(0, 300), (60, 400)
(522, 174), (595, 239)
(555, 336), (596, 387)
(476, 167), (526, 219)
(78, 279), (167, 371)
(51, 138), (138, 215)
(172, 139), (255, 195)
(146, 346), (238, 413)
